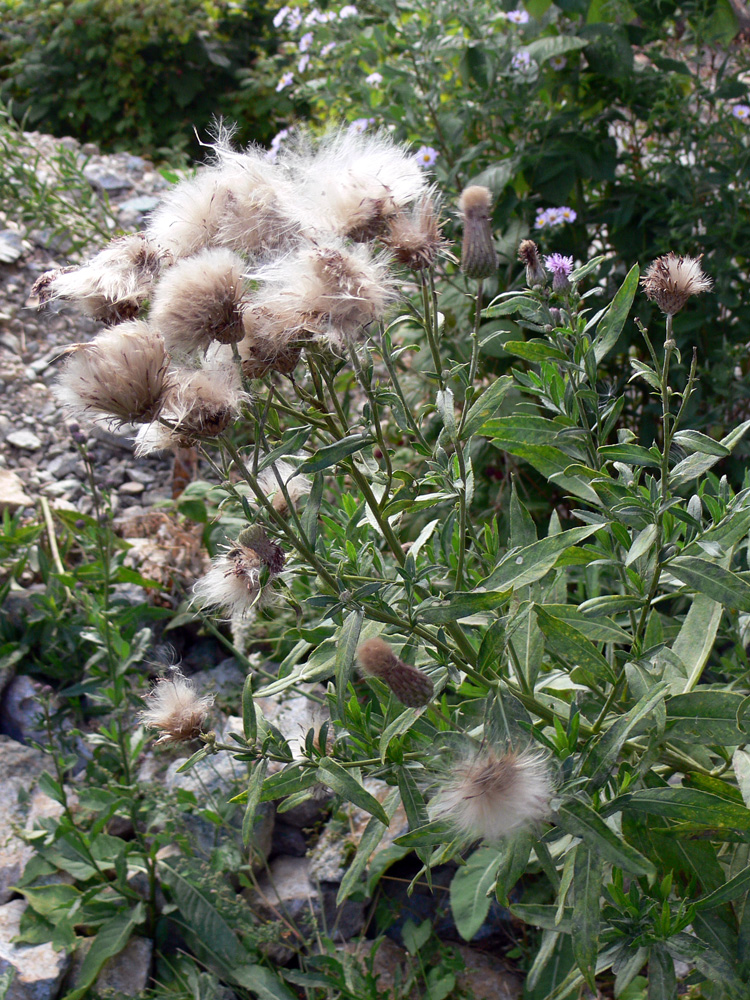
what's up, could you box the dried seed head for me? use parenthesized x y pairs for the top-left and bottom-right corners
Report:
(159, 359), (247, 440)
(458, 186), (497, 280)
(139, 671), (214, 745)
(149, 248), (247, 355)
(192, 529), (284, 618)
(285, 128), (428, 240)
(641, 252), (713, 316)
(432, 747), (551, 842)
(518, 239), (546, 287)
(256, 459), (312, 517)
(357, 638), (434, 708)
(29, 232), (165, 324)
(383, 195), (445, 271)
(54, 321), (170, 424)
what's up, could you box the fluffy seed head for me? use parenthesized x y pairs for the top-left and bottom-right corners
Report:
(30, 233), (165, 324)
(192, 529), (284, 618)
(433, 747), (551, 842)
(384, 195), (445, 271)
(149, 248), (247, 355)
(518, 239), (546, 287)
(54, 321), (170, 424)
(285, 128), (428, 240)
(357, 638), (434, 707)
(256, 459), (312, 517)
(158, 359), (246, 441)
(139, 672), (214, 745)
(458, 186), (497, 279)
(641, 252), (713, 315)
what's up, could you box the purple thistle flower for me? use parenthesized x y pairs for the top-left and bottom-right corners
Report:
(545, 253), (574, 292)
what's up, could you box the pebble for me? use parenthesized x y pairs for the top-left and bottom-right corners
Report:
(119, 480), (145, 495)
(6, 430), (41, 450)
(0, 231), (24, 264)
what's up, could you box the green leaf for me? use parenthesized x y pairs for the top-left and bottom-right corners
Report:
(469, 160), (518, 196)
(536, 604), (631, 643)
(231, 965), (297, 1000)
(450, 846), (504, 941)
(695, 863), (750, 911)
(316, 759), (389, 825)
(534, 606), (615, 682)
(398, 767), (430, 833)
(668, 556), (750, 612)
(581, 684), (668, 788)
(301, 472), (324, 547)
(176, 745), (211, 773)
(18, 884), (80, 919)
(242, 759), (268, 849)
(598, 444), (659, 467)
(557, 801), (656, 876)
(625, 524), (657, 566)
(62, 904), (144, 1000)
(673, 430), (730, 457)
(621, 787), (750, 829)
(666, 691), (749, 745)
(592, 263), (639, 363)
(419, 590), (511, 623)
(522, 35), (589, 64)
(299, 433), (373, 473)
(380, 706), (421, 761)
(647, 945), (676, 1000)
(481, 525), (601, 591)
(572, 844), (602, 990)
(667, 592), (724, 694)
(336, 787), (400, 905)
(334, 609), (363, 720)
(477, 619), (506, 675)
(242, 674), (256, 743)
(503, 340), (567, 363)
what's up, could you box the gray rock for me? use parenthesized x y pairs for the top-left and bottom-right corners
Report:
(82, 166), (133, 194)
(244, 855), (364, 962)
(0, 738), (64, 904)
(192, 658), (245, 699)
(0, 470), (32, 510)
(63, 934), (152, 996)
(166, 720), (274, 867)
(0, 677), (48, 745)
(5, 431), (41, 451)
(0, 900), (70, 1000)
(117, 195), (160, 215)
(0, 231), (24, 264)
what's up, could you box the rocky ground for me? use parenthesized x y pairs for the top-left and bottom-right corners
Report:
(0, 133), (524, 999)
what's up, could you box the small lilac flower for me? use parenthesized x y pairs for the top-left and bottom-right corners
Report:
(339, 4), (358, 16)
(304, 8), (321, 23)
(299, 31), (314, 51)
(534, 209), (550, 229)
(415, 146), (439, 168)
(265, 127), (291, 160)
(321, 41), (337, 56)
(559, 206), (577, 223)
(732, 104), (750, 121)
(507, 9), (530, 23)
(298, 54), (310, 72)
(511, 49), (532, 70)
(322, 10), (337, 20)
(545, 253), (574, 292)
(550, 55), (567, 70)
(288, 8), (303, 28)
(273, 5), (290, 27)
(276, 72), (294, 92)
(366, 71), (383, 86)
(546, 207), (563, 225)
(348, 117), (375, 134)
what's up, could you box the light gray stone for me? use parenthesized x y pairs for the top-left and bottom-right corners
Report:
(0, 470), (32, 510)
(0, 738), (64, 904)
(5, 431), (41, 451)
(244, 855), (364, 962)
(0, 231), (24, 264)
(82, 166), (132, 193)
(117, 195), (160, 215)
(0, 900), (70, 1000)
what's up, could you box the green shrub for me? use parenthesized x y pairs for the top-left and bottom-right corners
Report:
(264, 0), (750, 445)
(0, 0), (281, 159)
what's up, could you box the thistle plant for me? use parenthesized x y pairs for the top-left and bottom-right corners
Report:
(29, 126), (750, 998)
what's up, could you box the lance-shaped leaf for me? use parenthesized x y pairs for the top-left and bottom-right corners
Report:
(450, 846), (505, 941)
(668, 557), (750, 612)
(592, 263), (639, 363)
(572, 844), (603, 991)
(481, 525), (601, 591)
(534, 606), (615, 683)
(316, 759), (389, 825)
(556, 800), (656, 876)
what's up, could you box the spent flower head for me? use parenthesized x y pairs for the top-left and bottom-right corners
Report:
(518, 239), (546, 287)
(458, 185), (497, 279)
(641, 252), (713, 316)
(432, 746), (551, 842)
(357, 637), (434, 707)
(139, 671), (214, 746)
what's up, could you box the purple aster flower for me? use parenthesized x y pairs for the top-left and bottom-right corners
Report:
(732, 104), (750, 121)
(339, 4), (359, 16)
(415, 146), (439, 168)
(298, 54), (310, 72)
(273, 6), (290, 27)
(276, 72), (294, 92)
(507, 9), (530, 23)
(299, 31), (314, 51)
(288, 8), (303, 29)
(321, 41), (337, 56)
(366, 71), (383, 86)
(559, 206), (577, 223)
(545, 253), (574, 292)
(348, 118), (375, 134)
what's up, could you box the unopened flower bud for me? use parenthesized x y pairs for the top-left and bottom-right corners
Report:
(518, 239), (546, 287)
(357, 637), (434, 707)
(458, 186), (497, 280)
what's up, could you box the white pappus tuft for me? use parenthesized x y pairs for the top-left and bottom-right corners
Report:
(139, 671), (214, 745)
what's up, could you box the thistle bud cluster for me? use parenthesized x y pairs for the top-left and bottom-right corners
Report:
(356, 637), (434, 707)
